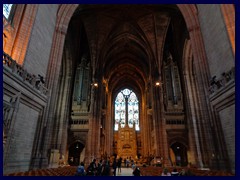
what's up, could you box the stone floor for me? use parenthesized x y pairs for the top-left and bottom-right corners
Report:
(116, 167), (134, 176)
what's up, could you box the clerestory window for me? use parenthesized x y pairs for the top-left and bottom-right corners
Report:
(3, 4), (13, 20)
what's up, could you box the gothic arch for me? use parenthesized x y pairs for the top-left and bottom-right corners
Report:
(49, 4), (211, 98)
(45, 4), (211, 168)
(168, 136), (188, 149)
(47, 4), (210, 99)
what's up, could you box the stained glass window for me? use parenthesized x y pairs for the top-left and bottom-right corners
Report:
(114, 88), (139, 131)
(114, 92), (126, 130)
(3, 4), (13, 19)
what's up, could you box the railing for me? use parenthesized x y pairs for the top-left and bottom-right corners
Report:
(70, 119), (89, 125)
(166, 119), (185, 125)
(3, 51), (48, 95)
(209, 67), (235, 95)
(70, 119), (89, 130)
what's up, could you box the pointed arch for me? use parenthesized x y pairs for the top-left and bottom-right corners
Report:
(48, 4), (207, 92)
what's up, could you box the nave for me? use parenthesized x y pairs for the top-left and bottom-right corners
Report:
(3, 4), (235, 175)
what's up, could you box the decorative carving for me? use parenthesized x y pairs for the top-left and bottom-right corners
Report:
(123, 144), (131, 149)
(3, 52), (48, 95)
(209, 67), (235, 94)
(117, 125), (137, 160)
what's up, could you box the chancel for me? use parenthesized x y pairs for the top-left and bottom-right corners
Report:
(3, 4), (235, 176)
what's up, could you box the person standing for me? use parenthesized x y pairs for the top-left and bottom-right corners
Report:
(171, 168), (179, 176)
(161, 168), (171, 176)
(126, 157), (130, 168)
(96, 159), (103, 176)
(102, 159), (110, 176)
(75, 162), (86, 176)
(87, 158), (97, 176)
(133, 166), (141, 176)
(112, 157), (117, 176)
(117, 157), (122, 173)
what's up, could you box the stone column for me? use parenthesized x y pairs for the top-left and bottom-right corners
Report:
(40, 25), (67, 168)
(188, 25), (215, 168)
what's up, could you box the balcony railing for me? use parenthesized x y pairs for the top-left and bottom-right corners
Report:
(69, 119), (89, 130)
(3, 51), (48, 95)
(166, 119), (185, 125)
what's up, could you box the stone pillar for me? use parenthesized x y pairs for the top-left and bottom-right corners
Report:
(151, 82), (162, 158)
(41, 25), (67, 168)
(188, 25), (215, 168)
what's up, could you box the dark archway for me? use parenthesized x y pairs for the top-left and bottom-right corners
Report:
(171, 142), (188, 167)
(68, 142), (84, 166)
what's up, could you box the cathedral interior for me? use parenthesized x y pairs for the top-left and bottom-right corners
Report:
(3, 4), (235, 175)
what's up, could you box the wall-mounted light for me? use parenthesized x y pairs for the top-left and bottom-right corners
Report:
(155, 81), (162, 86)
(91, 82), (98, 88)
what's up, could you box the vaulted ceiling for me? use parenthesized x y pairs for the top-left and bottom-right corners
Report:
(67, 4), (186, 96)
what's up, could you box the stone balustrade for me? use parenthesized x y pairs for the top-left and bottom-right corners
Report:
(70, 119), (89, 130)
(209, 67), (235, 95)
(3, 51), (48, 95)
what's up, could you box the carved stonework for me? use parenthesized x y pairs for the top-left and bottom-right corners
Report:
(3, 52), (48, 95)
(116, 124), (137, 160)
(209, 67), (235, 95)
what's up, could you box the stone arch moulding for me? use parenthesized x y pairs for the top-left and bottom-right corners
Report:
(169, 139), (188, 149)
(68, 140), (85, 148)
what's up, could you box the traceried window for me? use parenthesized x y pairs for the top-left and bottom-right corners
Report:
(114, 88), (139, 131)
(3, 4), (13, 20)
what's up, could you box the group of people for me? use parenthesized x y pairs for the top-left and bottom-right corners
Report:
(75, 157), (195, 176)
(75, 157), (123, 176)
(161, 168), (194, 176)
(75, 156), (142, 176)
(77, 158), (111, 176)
